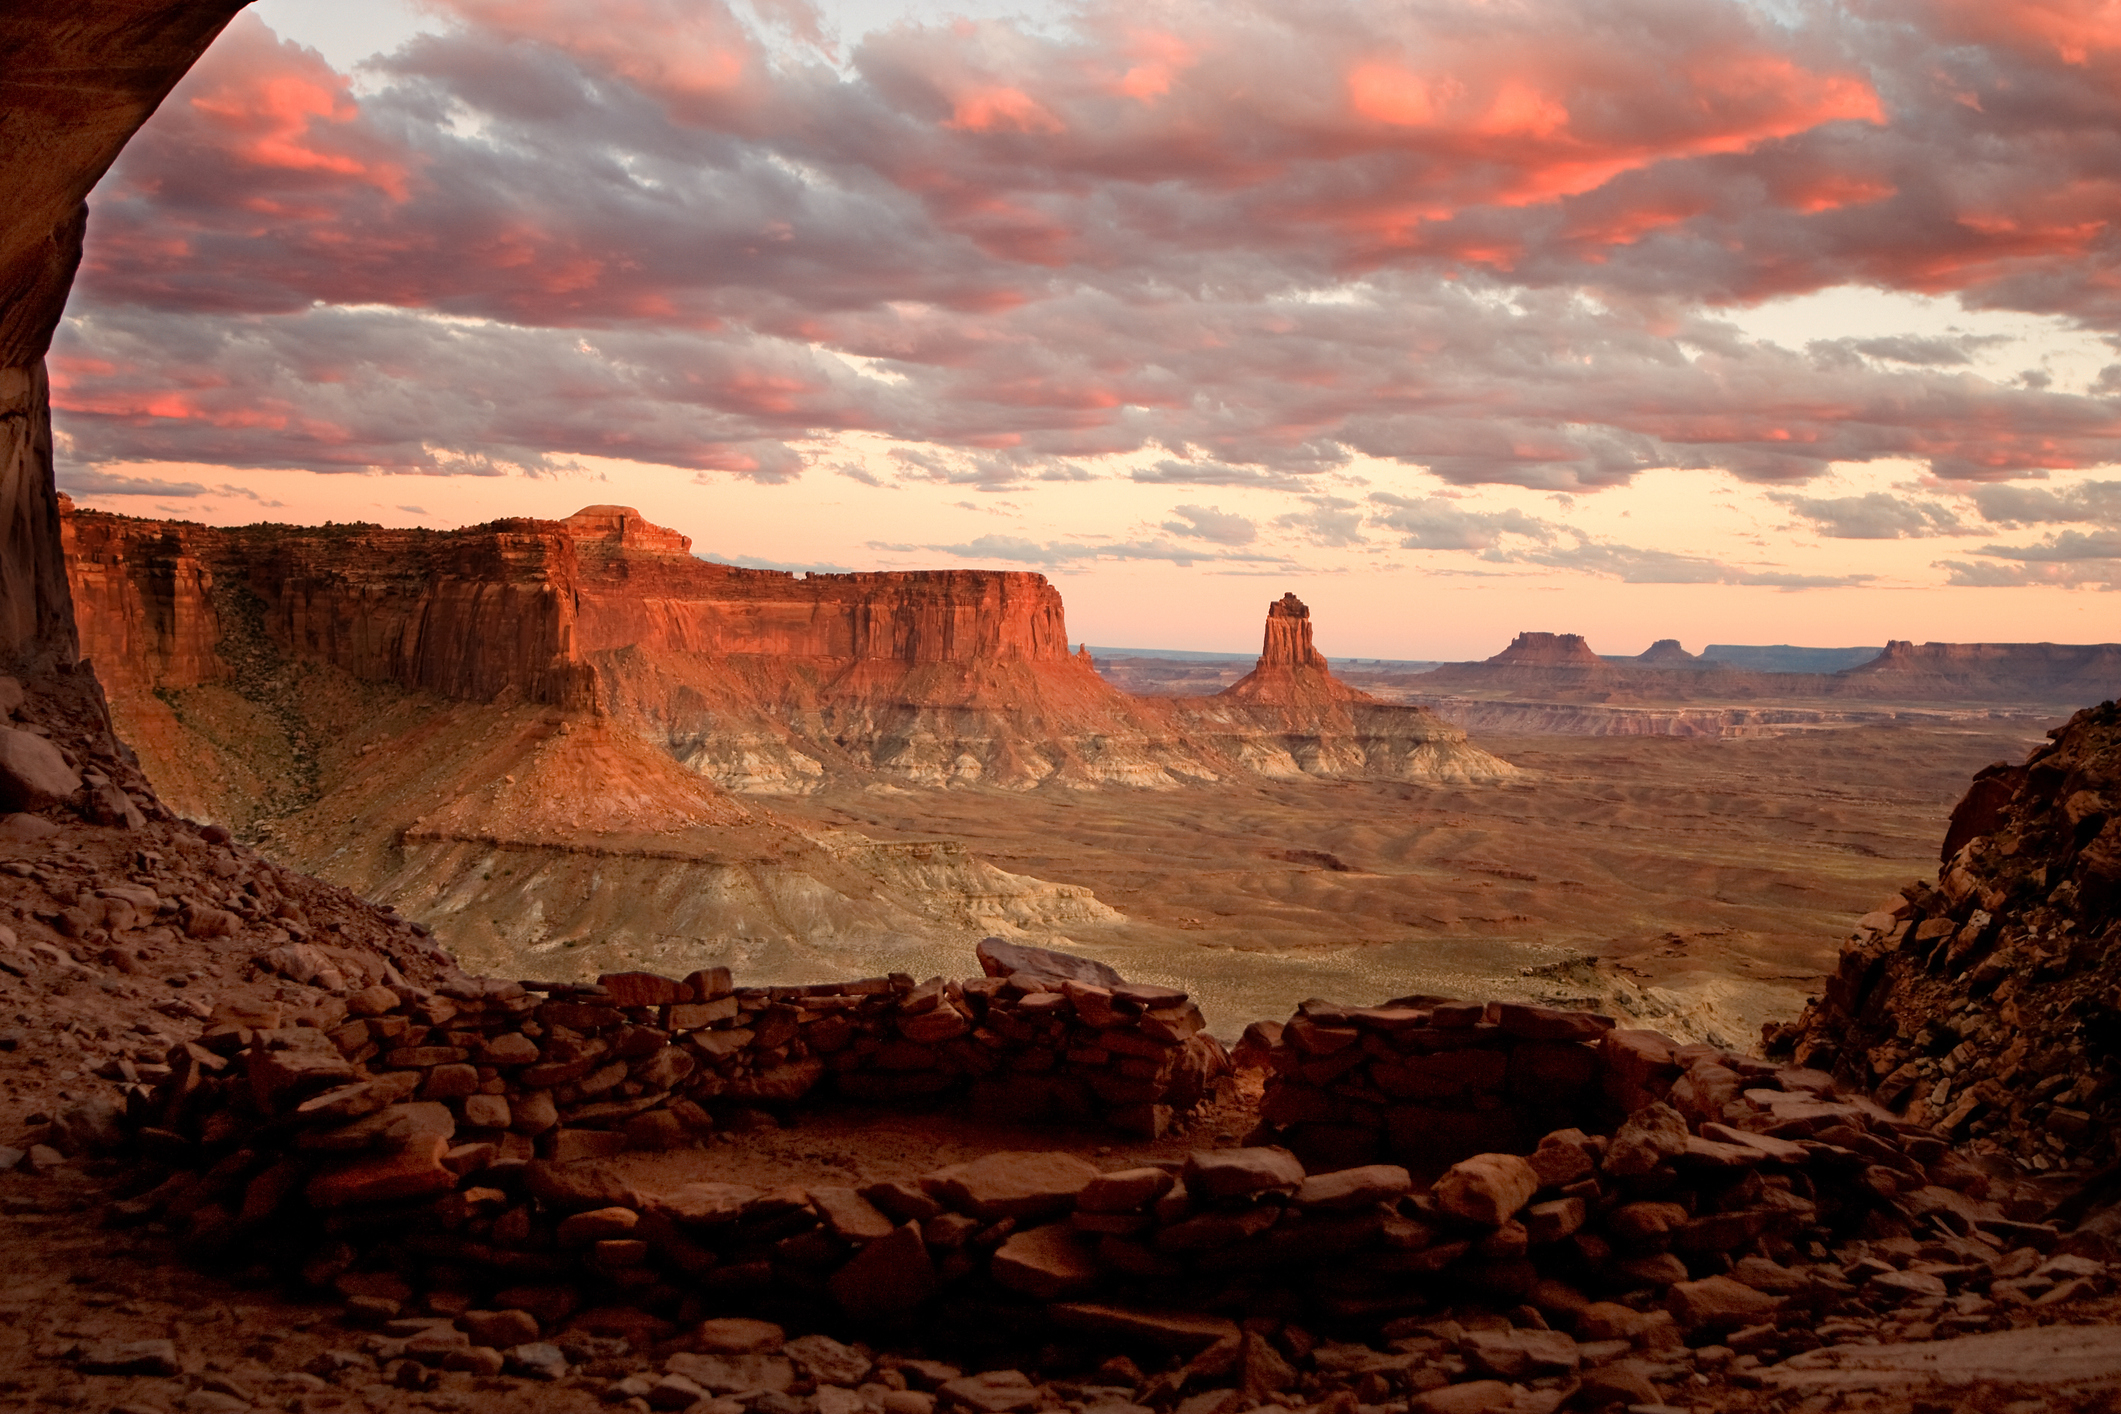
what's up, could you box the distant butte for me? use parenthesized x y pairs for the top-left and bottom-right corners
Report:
(1217, 592), (1363, 706)
(1633, 638), (1702, 666)
(1484, 631), (1605, 667)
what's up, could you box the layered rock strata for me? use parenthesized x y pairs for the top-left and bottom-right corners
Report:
(1767, 701), (2121, 1175)
(64, 507), (1515, 798)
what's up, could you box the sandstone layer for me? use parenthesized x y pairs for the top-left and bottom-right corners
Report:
(65, 505), (1514, 798)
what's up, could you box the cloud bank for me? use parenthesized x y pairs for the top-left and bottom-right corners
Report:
(45, 0), (2121, 593)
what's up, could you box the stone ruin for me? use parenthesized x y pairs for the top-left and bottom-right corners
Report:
(96, 923), (2119, 1413)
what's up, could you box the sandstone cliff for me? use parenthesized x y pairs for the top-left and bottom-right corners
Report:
(65, 506), (1515, 796)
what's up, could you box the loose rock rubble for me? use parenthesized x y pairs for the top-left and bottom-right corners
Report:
(1772, 701), (2121, 1183)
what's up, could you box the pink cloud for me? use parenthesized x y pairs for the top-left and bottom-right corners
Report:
(40, 0), (2121, 497)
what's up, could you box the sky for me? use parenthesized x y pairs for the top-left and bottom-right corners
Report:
(46, 0), (2121, 658)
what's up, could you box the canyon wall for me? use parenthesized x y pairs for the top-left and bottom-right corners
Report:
(64, 505), (1514, 798)
(1, 1), (252, 674)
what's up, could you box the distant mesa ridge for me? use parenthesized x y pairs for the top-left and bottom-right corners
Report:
(1417, 626), (2121, 706)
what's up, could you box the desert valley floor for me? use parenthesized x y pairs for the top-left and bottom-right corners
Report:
(751, 722), (2047, 1045)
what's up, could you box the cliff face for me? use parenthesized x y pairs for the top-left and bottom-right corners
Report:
(0, 0), (252, 674)
(64, 506), (1516, 797)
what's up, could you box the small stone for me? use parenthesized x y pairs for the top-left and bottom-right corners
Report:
(460, 1309), (539, 1347)
(1295, 1163), (1413, 1209)
(784, 1334), (872, 1386)
(883, 1393), (937, 1414)
(76, 1338), (181, 1376)
(557, 1206), (640, 1246)
(992, 1223), (1100, 1299)
(442, 1346), (506, 1376)
(831, 1220), (938, 1321)
(810, 1185), (897, 1242)
(663, 1351), (796, 1395)
(506, 1343), (568, 1380)
(650, 1373), (709, 1410)
(696, 1318), (786, 1353)
(1410, 1380), (1515, 1414)
(939, 1370), (1041, 1414)
(1462, 1328), (1581, 1380)
(1666, 1275), (1783, 1337)
(1433, 1152), (1540, 1225)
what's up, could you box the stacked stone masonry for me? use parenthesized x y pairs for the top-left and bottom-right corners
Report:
(103, 947), (2121, 1411)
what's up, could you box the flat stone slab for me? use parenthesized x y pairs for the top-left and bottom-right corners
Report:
(1759, 1326), (2121, 1392)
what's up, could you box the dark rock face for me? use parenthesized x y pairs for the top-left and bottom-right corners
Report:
(0, 0), (252, 673)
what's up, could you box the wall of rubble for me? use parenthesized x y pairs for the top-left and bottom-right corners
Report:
(137, 956), (1228, 1194)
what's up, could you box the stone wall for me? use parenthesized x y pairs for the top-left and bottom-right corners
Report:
(105, 961), (2066, 1393)
(137, 945), (1228, 1188)
(1244, 1000), (1679, 1175)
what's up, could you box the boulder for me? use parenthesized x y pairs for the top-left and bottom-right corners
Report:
(0, 727), (78, 809)
(976, 938), (1124, 988)
(1604, 1102), (1690, 1178)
